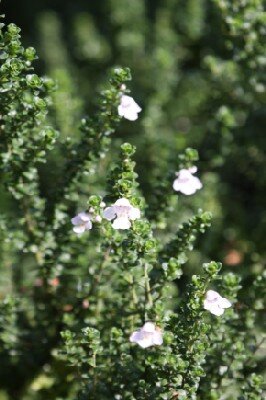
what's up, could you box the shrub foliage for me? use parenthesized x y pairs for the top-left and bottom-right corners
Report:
(0, 1), (265, 399)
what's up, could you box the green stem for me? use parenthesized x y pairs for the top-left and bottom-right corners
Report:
(94, 248), (111, 318)
(144, 263), (153, 318)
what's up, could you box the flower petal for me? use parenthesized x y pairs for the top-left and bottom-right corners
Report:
(153, 331), (163, 346)
(128, 206), (140, 220)
(177, 169), (193, 182)
(103, 206), (116, 220)
(178, 184), (198, 195)
(203, 299), (212, 311)
(78, 212), (91, 222)
(118, 104), (126, 117)
(136, 337), (154, 348)
(130, 331), (141, 343)
(84, 221), (92, 230)
(73, 225), (86, 234)
(220, 297), (232, 309)
(209, 304), (225, 316)
(112, 216), (131, 230)
(71, 216), (82, 225)
(173, 179), (183, 192)
(143, 322), (156, 333)
(120, 95), (132, 106)
(206, 290), (221, 301)
(114, 198), (131, 207)
(130, 330), (154, 349)
(133, 103), (142, 113)
(123, 111), (139, 121)
(192, 176), (203, 190)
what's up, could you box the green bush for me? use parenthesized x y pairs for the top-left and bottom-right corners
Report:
(0, 1), (265, 399)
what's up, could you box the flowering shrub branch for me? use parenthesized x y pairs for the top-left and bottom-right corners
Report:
(0, 10), (264, 400)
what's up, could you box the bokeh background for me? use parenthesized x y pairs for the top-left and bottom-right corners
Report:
(0, 0), (265, 398)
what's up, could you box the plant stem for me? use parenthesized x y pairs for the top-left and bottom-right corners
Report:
(144, 263), (153, 318)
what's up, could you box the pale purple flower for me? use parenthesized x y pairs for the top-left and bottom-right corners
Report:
(130, 322), (163, 348)
(204, 290), (231, 316)
(103, 198), (140, 230)
(118, 95), (142, 121)
(71, 212), (92, 235)
(173, 166), (202, 195)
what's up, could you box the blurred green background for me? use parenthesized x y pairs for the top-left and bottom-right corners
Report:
(0, 0), (265, 398)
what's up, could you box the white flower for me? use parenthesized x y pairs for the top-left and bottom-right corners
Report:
(71, 212), (92, 235)
(204, 290), (232, 316)
(173, 166), (202, 195)
(118, 95), (142, 121)
(130, 322), (163, 348)
(103, 198), (140, 230)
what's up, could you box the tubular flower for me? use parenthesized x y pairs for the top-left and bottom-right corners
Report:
(204, 290), (231, 316)
(173, 166), (202, 195)
(103, 198), (140, 229)
(118, 95), (141, 121)
(71, 212), (92, 235)
(130, 322), (163, 348)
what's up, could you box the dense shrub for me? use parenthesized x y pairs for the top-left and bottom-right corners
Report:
(0, 1), (265, 399)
